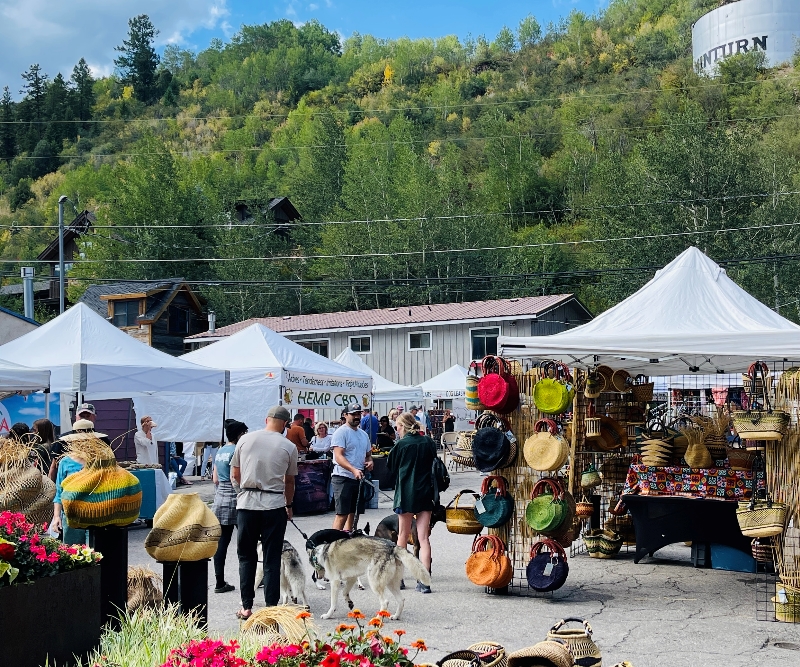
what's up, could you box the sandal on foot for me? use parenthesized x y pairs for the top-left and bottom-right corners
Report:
(236, 610), (252, 620)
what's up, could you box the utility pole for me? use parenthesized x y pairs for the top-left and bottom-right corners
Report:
(21, 267), (34, 319)
(58, 195), (67, 314)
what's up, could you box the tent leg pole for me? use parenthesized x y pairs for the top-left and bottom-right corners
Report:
(44, 389), (50, 421)
(568, 367), (580, 496)
(221, 393), (228, 444)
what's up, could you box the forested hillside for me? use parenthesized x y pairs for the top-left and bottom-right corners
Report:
(2, 0), (799, 325)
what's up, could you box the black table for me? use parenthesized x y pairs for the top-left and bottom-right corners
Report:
(371, 455), (394, 490)
(294, 459), (333, 515)
(623, 494), (751, 564)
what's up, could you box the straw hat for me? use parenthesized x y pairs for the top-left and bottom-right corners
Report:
(145, 493), (221, 561)
(507, 641), (573, 667)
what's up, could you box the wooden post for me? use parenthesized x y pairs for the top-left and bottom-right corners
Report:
(568, 368), (580, 496)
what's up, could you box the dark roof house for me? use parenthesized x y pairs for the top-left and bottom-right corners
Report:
(80, 278), (207, 355)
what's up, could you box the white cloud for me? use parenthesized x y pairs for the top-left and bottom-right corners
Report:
(0, 0), (229, 94)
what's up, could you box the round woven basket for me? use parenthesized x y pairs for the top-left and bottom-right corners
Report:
(611, 369), (631, 393)
(507, 642), (573, 667)
(467, 641), (508, 667)
(437, 650), (482, 667)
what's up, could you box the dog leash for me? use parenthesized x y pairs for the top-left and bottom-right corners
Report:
(289, 518), (309, 541)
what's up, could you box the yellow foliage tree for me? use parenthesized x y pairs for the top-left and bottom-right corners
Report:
(382, 63), (394, 86)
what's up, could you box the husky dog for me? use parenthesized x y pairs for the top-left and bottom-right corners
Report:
(255, 541), (308, 607)
(309, 534), (431, 620)
(371, 505), (446, 560)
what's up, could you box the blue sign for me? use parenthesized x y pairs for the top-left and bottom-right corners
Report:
(0, 392), (60, 434)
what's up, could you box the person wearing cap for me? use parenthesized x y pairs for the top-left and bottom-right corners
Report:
(230, 405), (297, 619)
(330, 403), (373, 531)
(134, 416), (159, 465)
(212, 419), (248, 594)
(48, 405), (110, 481)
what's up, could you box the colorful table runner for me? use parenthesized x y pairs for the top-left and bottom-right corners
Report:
(623, 464), (764, 500)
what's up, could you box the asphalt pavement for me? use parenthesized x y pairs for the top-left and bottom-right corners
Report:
(127, 469), (800, 667)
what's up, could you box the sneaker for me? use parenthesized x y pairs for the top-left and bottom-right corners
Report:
(415, 581), (432, 594)
(215, 583), (235, 593)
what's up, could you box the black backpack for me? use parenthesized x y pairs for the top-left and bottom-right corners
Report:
(432, 455), (450, 499)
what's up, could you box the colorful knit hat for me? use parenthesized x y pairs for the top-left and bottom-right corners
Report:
(61, 436), (142, 529)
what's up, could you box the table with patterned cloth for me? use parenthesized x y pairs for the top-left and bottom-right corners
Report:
(622, 464), (764, 500)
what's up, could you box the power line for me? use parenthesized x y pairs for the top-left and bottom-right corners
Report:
(8, 110), (800, 160)
(2, 189), (797, 233)
(4, 251), (797, 289)
(2, 73), (796, 125)
(2, 218), (798, 265)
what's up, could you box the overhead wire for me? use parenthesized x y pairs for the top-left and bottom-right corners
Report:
(1, 72), (797, 125)
(6, 109), (800, 161)
(1, 189), (797, 232)
(1, 218), (799, 265)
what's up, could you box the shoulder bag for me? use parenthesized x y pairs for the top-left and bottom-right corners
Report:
(465, 534), (514, 589)
(525, 477), (567, 533)
(475, 475), (514, 528)
(732, 361), (789, 441)
(526, 538), (569, 592)
(445, 490), (483, 534)
(478, 356), (519, 413)
(523, 419), (569, 472)
(466, 361), (485, 411)
(532, 362), (574, 415)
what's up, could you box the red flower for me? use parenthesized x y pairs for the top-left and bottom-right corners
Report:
(0, 542), (15, 560)
(321, 653), (341, 667)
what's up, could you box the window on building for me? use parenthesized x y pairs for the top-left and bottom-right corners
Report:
(471, 327), (500, 360)
(298, 340), (329, 357)
(408, 331), (431, 351)
(168, 306), (190, 334)
(112, 299), (140, 327)
(350, 336), (371, 354)
(434, 399), (453, 410)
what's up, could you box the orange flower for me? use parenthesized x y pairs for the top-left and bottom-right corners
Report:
(411, 640), (427, 651)
(377, 610), (391, 618)
(394, 630), (406, 637)
(296, 611), (312, 620)
(366, 629), (379, 638)
(346, 625), (356, 631)
(337, 624), (349, 632)
(347, 609), (365, 620)
(368, 618), (383, 628)
(383, 637), (394, 645)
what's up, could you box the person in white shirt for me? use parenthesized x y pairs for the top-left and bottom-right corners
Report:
(309, 422), (333, 455)
(330, 403), (373, 531)
(134, 415), (158, 464)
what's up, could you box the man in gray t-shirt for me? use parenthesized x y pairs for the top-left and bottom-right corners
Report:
(231, 405), (297, 619)
(331, 403), (373, 531)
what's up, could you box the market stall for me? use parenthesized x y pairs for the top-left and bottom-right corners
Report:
(334, 348), (423, 407)
(0, 303), (228, 514)
(418, 364), (471, 436)
(441, 248), (800, 618)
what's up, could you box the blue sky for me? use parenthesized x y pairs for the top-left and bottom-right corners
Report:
(195, 0), (611, 48)
(0, 1), (609, 92)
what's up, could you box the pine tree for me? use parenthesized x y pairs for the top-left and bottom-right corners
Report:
(18, 64), (49, 152)
(0, 87), (16, 161)
(70, 58), (95, 125)
(114, 15), (160, 103)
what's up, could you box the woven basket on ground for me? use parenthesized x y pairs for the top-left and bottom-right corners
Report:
(437, 651), (482, 667)
(507, 642), (573, 667)
(127, 566), (163, 612)
(467, 641), (508, 667)
(241, 605), (312, 642)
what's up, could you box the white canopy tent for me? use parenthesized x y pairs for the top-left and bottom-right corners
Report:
(499, 247), (800, 374)
(135, 324), (373, 440)
(334, 348), (423, 404)
(418, 364), (469, 399)
(0, 303), (228, 440)
(0, 360), (50, 392)
(0, 303), (228, 397)
(418, 364), (471, 431)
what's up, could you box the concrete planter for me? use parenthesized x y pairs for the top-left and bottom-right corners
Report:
(0, 566), (102, 667)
